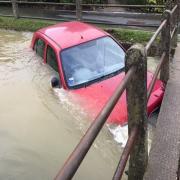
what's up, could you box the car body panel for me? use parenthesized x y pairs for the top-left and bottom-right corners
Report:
(35, 21), (109, 50)
(69, 72), (164, 125)
(31, 21), (165, 126)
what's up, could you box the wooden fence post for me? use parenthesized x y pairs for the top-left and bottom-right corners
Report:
(125, 44), (148, 180)
(165, 0), (173, 9)
(76, 0), (82, 21)
(176, 0), (180, 33)
(171, 1), (179, 55)
(11, 0), (19, 18)
(160, 10), (171, 84)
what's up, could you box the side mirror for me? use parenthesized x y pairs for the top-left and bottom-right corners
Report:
(51, 77), (61, 88)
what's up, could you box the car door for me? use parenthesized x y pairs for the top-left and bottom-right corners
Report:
(46, 45), (62, 87)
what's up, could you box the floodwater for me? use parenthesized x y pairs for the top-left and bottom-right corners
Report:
(0, 29), (129, 180)
(0, 29), (158, 180)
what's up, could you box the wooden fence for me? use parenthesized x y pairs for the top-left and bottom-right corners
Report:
(1, 0), (165, 21)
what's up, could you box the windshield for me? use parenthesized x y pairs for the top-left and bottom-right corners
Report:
(61, 36), (125, 88)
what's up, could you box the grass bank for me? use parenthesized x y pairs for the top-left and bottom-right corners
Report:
(0, 16), (153, 44)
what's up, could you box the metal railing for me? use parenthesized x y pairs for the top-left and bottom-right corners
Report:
(54, 1), (180, 180)
(54, 66), (136, 180)
(0, 0), (178, 179)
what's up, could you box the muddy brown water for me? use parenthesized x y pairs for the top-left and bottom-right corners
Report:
(0, 30), (128, 180)
(0, 29), (158, 180)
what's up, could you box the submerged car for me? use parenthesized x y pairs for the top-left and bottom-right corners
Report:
(31, 21), (164, 126)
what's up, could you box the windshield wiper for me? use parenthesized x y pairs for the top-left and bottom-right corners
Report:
(83, 68), (125, 88)
(71, 67), (125, 89)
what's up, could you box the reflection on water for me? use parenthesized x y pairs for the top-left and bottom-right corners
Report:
(0, 29), (129, 180)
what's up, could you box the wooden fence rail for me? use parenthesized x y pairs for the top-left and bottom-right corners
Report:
(1, 0), (165, 8)
(0, 0), (165, 20)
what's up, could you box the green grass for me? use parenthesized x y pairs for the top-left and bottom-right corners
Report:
(0, 16), (153, 44)
(0, 16), (55, 31)
(106, 28), (153, 44)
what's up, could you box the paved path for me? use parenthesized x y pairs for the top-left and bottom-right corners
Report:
(144, 43), (180, 180)
(0, 6), (160, 28)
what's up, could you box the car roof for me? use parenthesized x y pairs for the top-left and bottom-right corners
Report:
(38, 21), (108, 50)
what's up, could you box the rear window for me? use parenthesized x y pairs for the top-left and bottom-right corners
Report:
(46, 46), (59, 72)
(34, 39), (45, 58)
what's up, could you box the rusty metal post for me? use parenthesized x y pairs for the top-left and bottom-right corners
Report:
(11, 0), (19, 18)
(160, 10), (171, 84)
(76, 0), (82, 21)
(125, 44), (148, 180)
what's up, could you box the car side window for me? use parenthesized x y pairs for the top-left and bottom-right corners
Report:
(34, 39), (45, 58)
(46, 46), (59, 72)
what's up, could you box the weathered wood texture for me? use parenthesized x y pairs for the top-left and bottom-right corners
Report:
(125, 44), (148, 180)
(76, 0), (82, 21)
(165, 0), (174, 9)
(11, 0), (19, 18)
(160, 10), (171, 84)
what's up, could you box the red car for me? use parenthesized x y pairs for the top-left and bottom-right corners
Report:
(31, 21), (164, 126)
